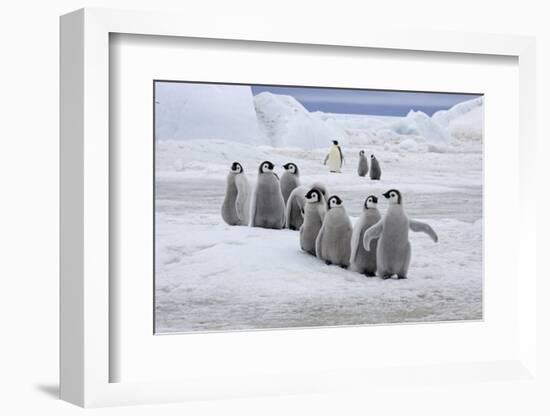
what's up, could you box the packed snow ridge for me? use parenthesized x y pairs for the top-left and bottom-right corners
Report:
(156, 85), (483, 152)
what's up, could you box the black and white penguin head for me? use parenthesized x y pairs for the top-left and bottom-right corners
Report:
(310, 182), (327, 197)
(305, 188), (322, 203)
(230, 162), (243, 174)
(359, 150), (365, 156)
(259, 161), (275, 174)
(364, 195), (378, 209)
(383, 189), (402, 205)
(283, 162), (299, 175)
(327, 195), (343, 210)
(370, 154), (376, 160)
(332, 140), (339, 145)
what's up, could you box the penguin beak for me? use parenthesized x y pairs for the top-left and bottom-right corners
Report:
(383, 191), (391, 199)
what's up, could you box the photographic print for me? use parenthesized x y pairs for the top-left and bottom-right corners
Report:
(154, 81), (483, 333)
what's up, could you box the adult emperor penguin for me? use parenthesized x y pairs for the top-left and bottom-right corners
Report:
(315, 195), (353, 268)
(350, 195), (382, 276)
(250, 161), (286, 229)
(357, 150), (369, 177)
(221, 162), (251, 226)
(285, 182), (328, 231)
(280, 162), (301, 204)
(369, 154), (381, 180)
(363, 189), (438, 279)
(323, 140), (344, 173)
(299, 187), (327, 256)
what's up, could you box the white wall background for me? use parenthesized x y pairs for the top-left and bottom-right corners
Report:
(0, 1), (547, 415)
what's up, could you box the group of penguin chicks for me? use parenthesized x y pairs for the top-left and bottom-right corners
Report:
(357, 150), (381, 179)
(221, 156), (439, 279)
(323, 140), (381, 179)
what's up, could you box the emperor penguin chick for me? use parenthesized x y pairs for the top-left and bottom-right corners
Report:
(250, 161), (285, 229)
(357, 150), (369, 177)
(369, 154), (381, 180)
(280, 163), (301, 204)
(350, 195), (381, 276)
(221, 162), (250, 226)
(285, 182), (328, 231)
(299, 187), (327, 256)
(315, 195), (353, 268)
(363, 189), (438, 279)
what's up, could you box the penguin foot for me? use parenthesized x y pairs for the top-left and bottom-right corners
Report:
(365, 272), (375, 277)
(340, 265), (348, 270)
(325, 260), (332, 265)
(397, 276), (408, 279)
(289, 226), (296, 231)
(381, 275), (392, 280)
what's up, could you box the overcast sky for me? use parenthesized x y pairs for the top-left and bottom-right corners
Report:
(251, 85), (481, 117)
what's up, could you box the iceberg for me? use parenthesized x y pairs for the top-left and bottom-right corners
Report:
(155, 83), (264, 144)
(254, 92), (345, 149)
(432, 96), (483, 141)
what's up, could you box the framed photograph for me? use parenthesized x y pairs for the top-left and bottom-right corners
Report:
(153, 80), (483, 334)
(60, 8), (538, 407)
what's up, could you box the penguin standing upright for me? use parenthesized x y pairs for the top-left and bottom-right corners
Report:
(299, 187), (327, 256)
(357, 150), (369, 177)
(221, 162), (250, 226)
(315, 195), (353, 268)
(285, 182), (328, 231)
(369, 154), (381, 180)
(350, 195), (381, 276)
(250, 161), (285, 229)
(363, 189), (438, 279)
(323, 140), (344, 173)
(280, 163), (301, 204)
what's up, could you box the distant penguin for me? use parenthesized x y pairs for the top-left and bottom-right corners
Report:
(350, 195), (381, 276)
(315, 195), (353, 268)
(250, 161), (285, 229)
(363, 189), (438, 279)
(357, 150), (369, 177)
(280, 163), (301, 204)
(323, 140), (344, 173)
(221, 162), (251, 226)
(299, 187), (327, 255)
(285, 182), (328, 231)
(369, 154), (381, 180)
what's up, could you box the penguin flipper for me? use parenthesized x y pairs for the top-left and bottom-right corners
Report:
(315, 223), (325, 260)
(285, 187), (299, 229)
(349, 222), (362, 265)
(409, 220), (438, 242)
(235, 175), (250, 224)
(337, 146), (344, 167)
(363, 220), (383, 251)
(317, 204), (326, 222)
(284, 189), (294, 228)
(249, 187), (258, 227)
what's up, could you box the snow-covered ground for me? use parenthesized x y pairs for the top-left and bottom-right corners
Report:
(154, 93), (483, 333)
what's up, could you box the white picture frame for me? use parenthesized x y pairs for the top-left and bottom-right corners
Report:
(60, 8), (538, 407)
